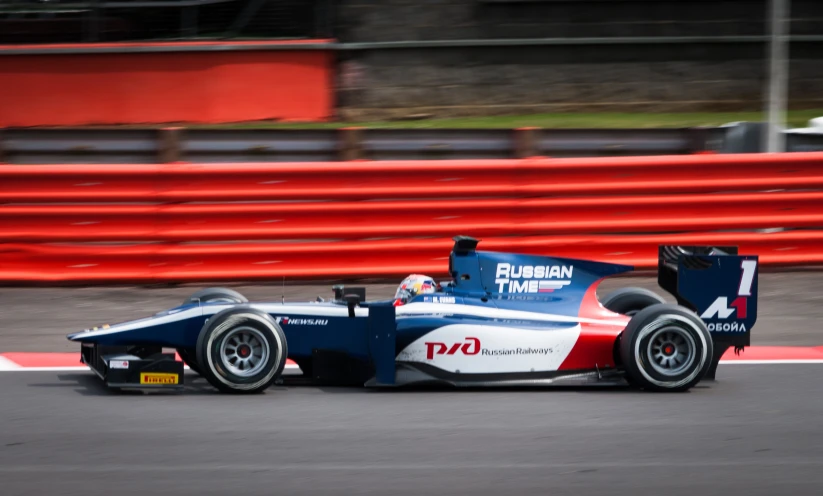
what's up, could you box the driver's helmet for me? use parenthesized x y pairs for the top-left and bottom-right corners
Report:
(393, 274), (437, 305)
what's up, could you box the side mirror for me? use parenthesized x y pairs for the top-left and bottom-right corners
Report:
(344, 294), (361, 318)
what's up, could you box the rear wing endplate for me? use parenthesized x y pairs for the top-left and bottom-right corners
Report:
(657, 245), (759, 378)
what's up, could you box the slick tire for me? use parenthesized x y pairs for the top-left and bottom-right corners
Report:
(177, 348), (203, 375)
(182, 287), (248, 306)
(619, 304), (713, 392)
(601, 287), (666, 316)
(195, 307), (288, 394)
(178, 288), (248, 376)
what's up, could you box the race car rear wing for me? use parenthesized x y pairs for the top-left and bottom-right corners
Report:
(657, 245), (759, 379)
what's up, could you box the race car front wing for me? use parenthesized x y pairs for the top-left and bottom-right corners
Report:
(80, 342), (184, 390)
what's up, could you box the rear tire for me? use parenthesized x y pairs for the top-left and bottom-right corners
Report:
(195, 307), (287, 394)
(178, 287), (248, 376)
(601, 287), (666, 316)
(619, 304), (713, 392)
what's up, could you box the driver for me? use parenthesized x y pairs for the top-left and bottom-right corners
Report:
(393, 274), (438, 306)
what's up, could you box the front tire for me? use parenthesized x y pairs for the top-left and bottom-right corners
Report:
(182, 287), (248, 306)
(177, 348), (202, 375)
(195, 307), (288, 394)
(178, 287), (248, 376)
(619, 304), (713, 392)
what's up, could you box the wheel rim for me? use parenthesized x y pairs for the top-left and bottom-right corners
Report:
(645, 325), (696, 376)
(219, 326), (269, 377)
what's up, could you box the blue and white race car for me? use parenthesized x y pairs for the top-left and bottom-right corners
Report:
(68, 236), (758, 394)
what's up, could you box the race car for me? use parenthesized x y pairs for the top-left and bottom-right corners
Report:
(67, 236), (758, 394)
